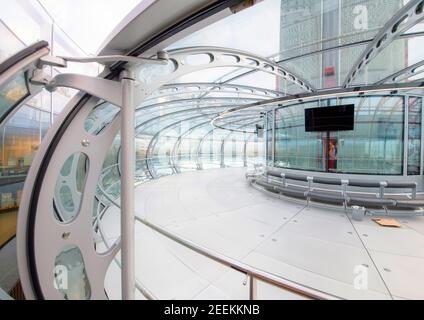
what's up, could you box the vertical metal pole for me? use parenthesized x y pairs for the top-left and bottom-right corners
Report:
(220, 138), (225, 168)
(404, 96), (409, 176)
(120, 69), (135, 300)
(265, 112), (268, 165)
(243, 134), (248, 167)
(249, 275), (257, 300)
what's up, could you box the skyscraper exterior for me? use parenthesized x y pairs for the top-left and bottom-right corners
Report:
(280, 0), (406, 90)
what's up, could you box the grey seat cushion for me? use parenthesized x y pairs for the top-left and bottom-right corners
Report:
(348, 179), (382, 188)
(275, 186), (308, 199)
(386, 182), (417, 189)
(308, 191), (346, 204)
(395, 200), (424, 208)
(348, 197), (396, 207)
(284, 173), (308, 182)
(312, 176), (342, 186)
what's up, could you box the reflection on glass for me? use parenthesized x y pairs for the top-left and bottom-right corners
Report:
(408, 97), (422, 175)
(54, 245), (91, 300)
(54, 153), (89, 223)
(136, 60), (176, 85)
(274, 95), (404, 175)
(84, 102), (119, 135)
(0, 72), (28, 120)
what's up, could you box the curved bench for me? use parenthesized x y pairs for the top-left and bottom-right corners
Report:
(395, 200), (424, 209)
(275, 186), (308, 199)
(265, 167), (417, 199)
(308, 191), (345, 205)
(254, 173), (423, 212)
(348, 197), (396, 208)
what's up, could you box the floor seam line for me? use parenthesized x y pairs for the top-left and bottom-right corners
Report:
(347, 214), (394, 300)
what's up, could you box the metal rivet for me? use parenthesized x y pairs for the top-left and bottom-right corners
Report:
(62, 232), (70, 239)
(362, 234), (368, 237)
(348, 231), (353, 235)
(81, 139), (90, 147)
(384, 268), (391, 272)
(362, 263), (369, 268)
(272, 238), (277, 242)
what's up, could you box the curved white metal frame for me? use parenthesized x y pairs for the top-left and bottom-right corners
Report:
(343, 0), (424, 87)
(19, 39), (381, 300)
(211, 81), (424, 130)
(376, 59), (424, 84)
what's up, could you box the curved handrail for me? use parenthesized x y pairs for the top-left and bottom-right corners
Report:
(94, 205), (156, 300)
(95, 158), (340, 300)
(134, 216), (340, 300)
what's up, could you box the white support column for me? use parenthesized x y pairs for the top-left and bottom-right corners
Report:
(120, 69), (135, 300)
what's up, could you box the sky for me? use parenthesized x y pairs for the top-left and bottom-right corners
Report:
(39, 0), (142, 54)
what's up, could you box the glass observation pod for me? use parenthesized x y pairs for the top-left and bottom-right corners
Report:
(0, 0), (423, 300)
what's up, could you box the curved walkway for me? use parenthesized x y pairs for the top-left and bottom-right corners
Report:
(100, 167), (424, 300)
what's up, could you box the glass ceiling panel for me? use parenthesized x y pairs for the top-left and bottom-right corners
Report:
(171, 67), (244, 84)
(282, 43), (369, 89)
(38, 0), (142, 54)
(351, 35), (424, 85)
(227, 70), (281, 91)
(137, 110), (221, 136)
(166, 0), (406, 92)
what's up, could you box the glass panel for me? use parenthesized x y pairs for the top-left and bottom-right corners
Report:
(54, 153), (89, 223)
(136, 60), (176, 85)
(85, 102), (120, 135)
(0, 72), (29, 120)
(54, 245), (91, 300)
(275, 95), (404, 175)
(408, 96), (422, 175)
(0, 21), (25, 64)
(266, 111), (273, 166)
(167, 0), (403, 91)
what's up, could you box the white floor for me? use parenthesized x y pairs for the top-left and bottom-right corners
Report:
(100, 167), (424, 300)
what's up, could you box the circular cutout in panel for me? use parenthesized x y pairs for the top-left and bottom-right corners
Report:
(413, 65), (424, 74)
(185, 53), (213, 66)
(245, 58), (259, 66)
(391, 14), (409, 33)
(376, 34), (387, 48)
(84, 102), (120, 135)
(416, 1), (424, 15)
(54, 244), (91, 300)
(53, 152), (89, 223)
(221, 54), (240, 63)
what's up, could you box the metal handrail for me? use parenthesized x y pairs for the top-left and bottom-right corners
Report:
(95, 160), (341, 300)
(134, 216), (340, 300)
(94, 205), (156, 300)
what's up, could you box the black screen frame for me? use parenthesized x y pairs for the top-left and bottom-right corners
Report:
(304, 104), (355, 132)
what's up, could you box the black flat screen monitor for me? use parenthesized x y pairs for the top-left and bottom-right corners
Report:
(305, 104), (354, 132)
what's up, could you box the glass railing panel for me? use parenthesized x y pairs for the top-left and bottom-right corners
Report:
(0, 72), (29, 121)
(53, 152), (89, 223)
(54, 245), (91, 300)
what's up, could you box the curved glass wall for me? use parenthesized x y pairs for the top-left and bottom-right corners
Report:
(13, 0), (424, 301)
(269, 94), (422, 175)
